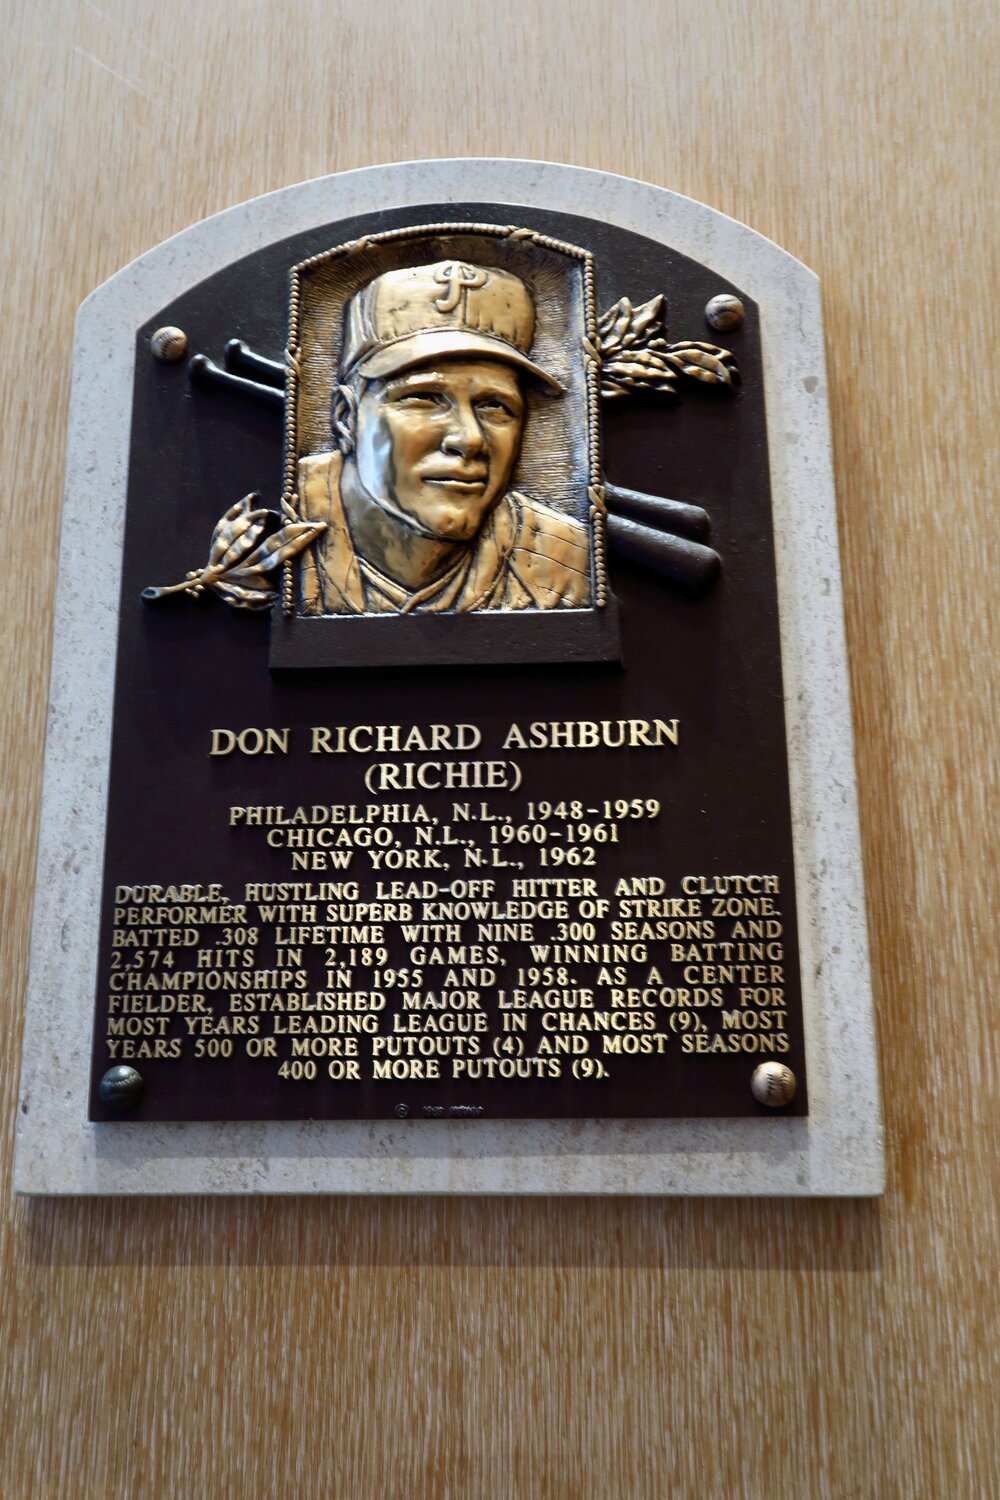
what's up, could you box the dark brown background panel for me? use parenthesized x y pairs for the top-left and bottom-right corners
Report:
(89, 206), (805, 1122)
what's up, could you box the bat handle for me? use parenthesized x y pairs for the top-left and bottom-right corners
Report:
(605, 483), (710, 542)
(187, 354), (284, 410)
(224, 339), (287, 390)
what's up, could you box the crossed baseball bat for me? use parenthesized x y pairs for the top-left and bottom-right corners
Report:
(188, 338), (723, 596)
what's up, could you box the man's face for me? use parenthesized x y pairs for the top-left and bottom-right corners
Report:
(353, 358), (525, 541)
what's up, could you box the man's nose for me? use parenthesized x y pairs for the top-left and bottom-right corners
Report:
(442, 399), (486, 457)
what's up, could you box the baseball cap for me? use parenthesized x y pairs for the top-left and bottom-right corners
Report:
(339, 260), (565, 393)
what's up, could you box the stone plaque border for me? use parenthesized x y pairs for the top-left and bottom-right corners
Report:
(14, 159), (883, 1195)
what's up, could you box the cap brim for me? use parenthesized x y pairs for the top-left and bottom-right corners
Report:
(355, 329), (566, 394)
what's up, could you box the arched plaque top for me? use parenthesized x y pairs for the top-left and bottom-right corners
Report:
(81, 159), (818, 329)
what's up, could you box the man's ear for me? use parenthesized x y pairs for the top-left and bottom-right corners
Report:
(331, 383), (358, 455)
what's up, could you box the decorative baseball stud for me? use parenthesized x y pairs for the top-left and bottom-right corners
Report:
(150, 325), (188, 362)
(99, 1065), (144, 1109)
(750, 1062), (797, 1107)
(705, 294), (745, 332)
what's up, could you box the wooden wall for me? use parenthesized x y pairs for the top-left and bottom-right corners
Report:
(2, 1), (996, 1494)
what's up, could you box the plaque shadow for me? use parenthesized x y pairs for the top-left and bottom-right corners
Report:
(18, 1185), (883, 1273)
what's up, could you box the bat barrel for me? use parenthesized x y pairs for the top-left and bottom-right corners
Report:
(605, 513), (721, 595)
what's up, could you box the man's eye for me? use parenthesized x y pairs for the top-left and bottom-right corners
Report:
(397, 393), (445, 409)
(477, 400), (517, 420)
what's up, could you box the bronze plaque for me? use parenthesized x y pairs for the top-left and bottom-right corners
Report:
(87, 200), (807, 1122)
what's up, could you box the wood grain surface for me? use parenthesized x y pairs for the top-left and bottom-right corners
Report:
(1, 1), (997, 1495)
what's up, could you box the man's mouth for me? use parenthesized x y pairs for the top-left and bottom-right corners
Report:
(422, 470), (488, 493)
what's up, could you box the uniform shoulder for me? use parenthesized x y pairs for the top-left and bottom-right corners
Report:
(512, 492), (590, 551)
(506, 492), (592, 607)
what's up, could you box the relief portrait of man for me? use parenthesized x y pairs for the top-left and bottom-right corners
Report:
(298, 260), (593, 615)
